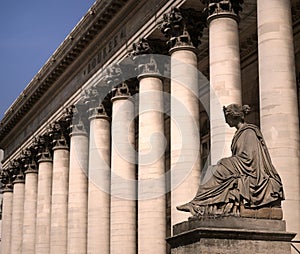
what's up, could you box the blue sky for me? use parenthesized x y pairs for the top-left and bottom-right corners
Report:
(0, 0), (95, 118)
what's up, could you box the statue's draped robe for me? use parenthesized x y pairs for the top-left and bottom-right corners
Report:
(191, 124), (284, 209)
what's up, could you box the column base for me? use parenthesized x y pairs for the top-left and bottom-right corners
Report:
(167, 217), (296, 254)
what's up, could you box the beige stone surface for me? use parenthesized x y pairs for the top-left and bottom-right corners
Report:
(87, 116), (111, 254)
(22, 172), (38, 254)
(67, 131), (89, 254)
(110, 96), (136, 254)
(138, 76), (166, 253)
(35, 160), (53, 254)
(257, 0), (300, 239)
(209, 15), (242, 164)
(11, 181), (25, 254)
(170, 47), (201, 229)
(1, 191), (13, 254)
(50, 147), (69, 254)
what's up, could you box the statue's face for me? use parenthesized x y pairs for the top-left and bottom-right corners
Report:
(225, 114), (239, 128)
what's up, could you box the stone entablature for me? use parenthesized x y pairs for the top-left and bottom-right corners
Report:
(0, 0), (185, 162)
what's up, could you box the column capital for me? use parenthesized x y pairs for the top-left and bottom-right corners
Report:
(0, 167), (14, 192)
(105, 64), (123, 89)
(104, 64), (137, 101)
(89, 104), (110, 121)
(104, 64), (134, 101)
(48, 108), (72, 149)
(84, 86), (110, 120)
(20, 148), (38, 174)
(9, 159), (25, 184)
(203, 0), (243, 23)
(158, 7), (206, 49)
(70, 103), (89, 136)
(33, 135), (53, 162)
(131, 38), (162, 80)
(24, 161), (38, 174)
(111, 82), (131, 102)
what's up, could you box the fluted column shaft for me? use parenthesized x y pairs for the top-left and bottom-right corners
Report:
(22, 168), (38, 254)
(209, 12), (242, 163)
(170, 46), (201, 227)
(257, 0), (300, 237)
(50, 146), (69, 254)
(87, 111), (111, 254)
(10, 179), (25, 254)
(35, 159), (53, 254)
(110, 89), (136, 254)
(138, 74), (166, 253)
(67, 127), (88, 254)
(1, 188), (13, 254)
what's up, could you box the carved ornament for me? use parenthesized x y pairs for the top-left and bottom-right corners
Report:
(158, 7), (207, 48)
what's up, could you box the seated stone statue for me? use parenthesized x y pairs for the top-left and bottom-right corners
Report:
(177, 104), (284, 219)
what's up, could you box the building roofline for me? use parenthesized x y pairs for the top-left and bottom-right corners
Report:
(0, 0), (128, 142)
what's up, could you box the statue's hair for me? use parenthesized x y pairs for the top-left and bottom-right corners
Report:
(223, 104), (251, 119)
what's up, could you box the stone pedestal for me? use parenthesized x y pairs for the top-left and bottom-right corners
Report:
(167, 217), (296, 254)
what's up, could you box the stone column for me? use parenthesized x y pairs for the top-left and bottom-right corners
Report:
(22, 157), (38, 254)
(207, 1), (243, 163)
(35, 136), (53, 254)
(67, 106), (89, 254)
(10, 161), (25, 254)
(0, 168), (13, 254)
(159, 8), (203, 228)
(49, 119), (70, 254)
(86, 87), (111, 254)
(170, 45), (200, 228)
(110, 82), (136, 254)
(257, 0), (300, 237)
(132, 39), (166, 254)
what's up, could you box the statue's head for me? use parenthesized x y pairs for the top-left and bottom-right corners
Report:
(223, 104), (251, 126)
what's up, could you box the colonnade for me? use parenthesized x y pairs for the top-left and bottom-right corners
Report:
(0, 1), (299, 254)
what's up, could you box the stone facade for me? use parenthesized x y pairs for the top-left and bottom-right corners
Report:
(0, 0), (300, 253)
